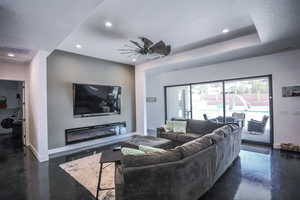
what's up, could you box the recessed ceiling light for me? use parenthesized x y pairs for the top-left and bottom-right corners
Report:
(105, 21), (113, 28)
(76, 44), (82, 49)
(132, 58), (137, 62)
(222, 29), (229, 34)
(7, 53), (15, 57)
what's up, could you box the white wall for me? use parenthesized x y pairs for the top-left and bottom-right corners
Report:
(146, 49), (300, 146)
(47, 50), (136, 149)
(0, 61), (29, 141)
(0, 61), (28, 81)
(135, 69), (147, 135)
(28, 51), (49, 162)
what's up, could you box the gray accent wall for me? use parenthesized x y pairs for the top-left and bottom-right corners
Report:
(47, 50), (135, 150)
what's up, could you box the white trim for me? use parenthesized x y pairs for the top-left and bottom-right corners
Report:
(28, 144), (49, 162)
(48, 133), (134, 155)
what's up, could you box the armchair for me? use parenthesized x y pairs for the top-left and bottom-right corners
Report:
(247, 115), (269, 134)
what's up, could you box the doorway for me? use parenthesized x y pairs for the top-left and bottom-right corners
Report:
(165, 75), (273, 145)
(0, 80), (25, 151)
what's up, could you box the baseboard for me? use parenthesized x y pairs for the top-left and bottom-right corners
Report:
(48, 133), (134, 156)
(28, 144), (49, 162)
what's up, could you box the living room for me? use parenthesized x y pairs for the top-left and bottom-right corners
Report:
(0, 0), (300, 200)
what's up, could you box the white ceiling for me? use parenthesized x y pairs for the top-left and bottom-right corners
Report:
(58, 0), (254, 65)
(1, 0), (300, 66)
(0, 0), (104, 62)
(0, 47), (35, 63)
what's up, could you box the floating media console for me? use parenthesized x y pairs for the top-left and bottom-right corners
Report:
(65, 122), (127, 145)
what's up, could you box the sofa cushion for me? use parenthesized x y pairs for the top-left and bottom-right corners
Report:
(203, 132), (224, 144)
(121, 147), (146, 156)
(122, 149), (181, 168)
(213, 128), (227, 137)
(213, 125), (233, 137)
(186, 120), (223, 135)
(227, 123), (240, 131)
(139, 145), (167, 153)
(186, 132), (204, 138)
(194, 136), (214, 146)
(159, 131), (179, 141)
(175, 133), (202, 143)
(175, 139), (212, 158)
(221, 125), (232, 136)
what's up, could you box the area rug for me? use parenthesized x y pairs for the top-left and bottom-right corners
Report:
(60, 153), (115, 200)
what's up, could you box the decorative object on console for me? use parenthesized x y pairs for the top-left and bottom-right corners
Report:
(0, 96), (7, 109)
(119, 37), (171, 61)
(280, 143), (300, 152)
(282, 86), (300, 97)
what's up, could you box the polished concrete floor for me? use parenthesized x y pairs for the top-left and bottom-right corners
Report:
(0, 134), (300, 200)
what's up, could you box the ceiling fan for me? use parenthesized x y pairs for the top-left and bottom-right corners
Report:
(119, 37), (171, 61)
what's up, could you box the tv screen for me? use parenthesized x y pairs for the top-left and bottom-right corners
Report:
(73, 83), (121, 117)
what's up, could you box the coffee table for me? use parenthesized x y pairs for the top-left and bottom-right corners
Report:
(121, 135), (173, 149)
(96, 149), (122, 199)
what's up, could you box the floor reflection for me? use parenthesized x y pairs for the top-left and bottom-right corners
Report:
(201, 145), (300, 200)
(234, 150), (271, 200)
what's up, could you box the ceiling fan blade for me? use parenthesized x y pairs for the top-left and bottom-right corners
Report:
(127, 53), (138, 58)
(150, 45), (171, 56)
(164, 45), (171, 56)
(139, 37), (154, 48)
(130, 40), (143, 49)
(120, 52), (135, 54)
(149, 41), (167, 55)
(118, 49), (137, 52)
(124, 44), (137, 49)
(150, 41), (166, 50)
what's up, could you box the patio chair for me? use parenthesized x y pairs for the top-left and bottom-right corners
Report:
(247, 115), (269, 134)
(203, 114), (218, 123)
(232, 112), (246, 128)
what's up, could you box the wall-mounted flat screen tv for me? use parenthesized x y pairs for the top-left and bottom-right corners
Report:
(73, 83), (121, 117)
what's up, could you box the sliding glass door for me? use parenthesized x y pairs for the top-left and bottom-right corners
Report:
(191, 82), (224, 121)
(224, 77), (271, 143)
(165, 75), (273, 145)
(165, 85), (191, 120)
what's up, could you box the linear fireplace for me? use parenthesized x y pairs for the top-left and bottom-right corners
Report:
(65, 122), (126, 145)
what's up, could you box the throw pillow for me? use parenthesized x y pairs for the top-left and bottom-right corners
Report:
(162, 125), (171, 132)
(139, 145), (167, 153)
(173, 121), (187, 133)
(165, 120), (174, 132)
(121, 147), (146, 155)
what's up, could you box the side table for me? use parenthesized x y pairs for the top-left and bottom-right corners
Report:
(96, 149), (122, 199)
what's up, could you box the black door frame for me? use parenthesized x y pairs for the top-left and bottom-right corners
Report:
(164, 74), (274, 146)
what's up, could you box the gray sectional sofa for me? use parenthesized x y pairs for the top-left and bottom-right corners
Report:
(115, 120), (241, 200)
